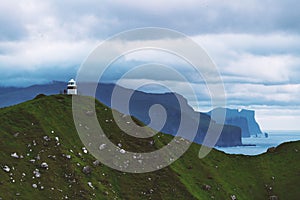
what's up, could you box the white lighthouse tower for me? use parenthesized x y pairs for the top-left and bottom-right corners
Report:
(67, 79), (77, 95)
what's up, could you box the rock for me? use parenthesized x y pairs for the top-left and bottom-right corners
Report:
(269, 196), (278, 200)
(82, 147), (88, 154)
(99, 144), (106, 150)
(32, 183), (38, 189)
(202, 184), (212, 191)
(11, 152), (19, 158)
(120, 149), (126, 154)
(87, 182), (94, 189)
(41, 162), (49, 169)
(267, 147), (276, 153)
(82, 166), (92, 175)
(43, 136), (51, 141)
(85, 111), (94, 116)
(231, 195), (237, 200)
(14, 132), (20, 137)
(93, 160), (100, 166)
(3, 165), (10, 172)
(33, 169), (41, 178)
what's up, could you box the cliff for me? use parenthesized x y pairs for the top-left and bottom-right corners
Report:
(208, 108), (263, 138)
(93, 83), (242, 147)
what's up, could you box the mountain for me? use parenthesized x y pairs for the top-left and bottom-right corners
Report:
(0, 95), (299, 199)
(90, 83), (242, 147)
(0, 81), (66, 108)
(0, 82), (242, 147)
(208, 108), (263, 138)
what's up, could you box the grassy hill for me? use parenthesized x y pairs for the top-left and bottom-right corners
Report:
(0, 95), (299, 200)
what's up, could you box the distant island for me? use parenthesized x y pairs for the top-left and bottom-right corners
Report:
(207, 107), (264, 138)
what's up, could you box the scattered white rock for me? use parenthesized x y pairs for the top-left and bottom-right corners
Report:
(43, 136), (50, 141)
(3, 165), (10, 172)
(29, 159), (36, 163)
(120, 149), (126, 154)
(51, 130), (55, 134)
(99, 144), (106, 150)
(93, 160), (100, 166)
(118, 143), (122, 147)
(82, 147), (88, 154)
(82, 166), (92, 175)
(36, 154), (40, 160)
(33, 169), (41, 178)
(87, 182), (94, 189)
(32, 183), (38, 189)
(11, 152), (19, 159)
(55, 137), (59, 142)
(14, 132), (20, 137)
(41, 162), (49, 169)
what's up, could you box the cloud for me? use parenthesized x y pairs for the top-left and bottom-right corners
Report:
(0, 0), (300, 130)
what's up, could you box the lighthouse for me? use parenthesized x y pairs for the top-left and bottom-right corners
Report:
(67, 79), (77, 95)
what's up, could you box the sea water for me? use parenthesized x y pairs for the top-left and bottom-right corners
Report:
(215, 131), (300, 155)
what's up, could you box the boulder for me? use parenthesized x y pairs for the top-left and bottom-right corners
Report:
(82, 166), (92, 175)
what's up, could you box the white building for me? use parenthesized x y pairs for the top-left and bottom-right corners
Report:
(67, 79), (77, 95)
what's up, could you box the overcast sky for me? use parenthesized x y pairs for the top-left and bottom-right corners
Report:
(0, 0), (300, 130)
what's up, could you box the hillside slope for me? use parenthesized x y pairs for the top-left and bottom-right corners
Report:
(0, 95), (299, 200)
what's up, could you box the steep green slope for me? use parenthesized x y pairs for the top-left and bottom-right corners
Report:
(0, 95), (299, 200)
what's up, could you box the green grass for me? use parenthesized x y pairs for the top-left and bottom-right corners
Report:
(0, 94), (299, 199)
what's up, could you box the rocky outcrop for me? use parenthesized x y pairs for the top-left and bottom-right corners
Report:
(208, 108), (263, 138)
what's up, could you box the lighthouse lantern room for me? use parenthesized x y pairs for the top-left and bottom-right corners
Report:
(67, 79), (77, 95)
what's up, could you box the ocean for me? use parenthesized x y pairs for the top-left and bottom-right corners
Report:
(215, 131), (300, 155)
